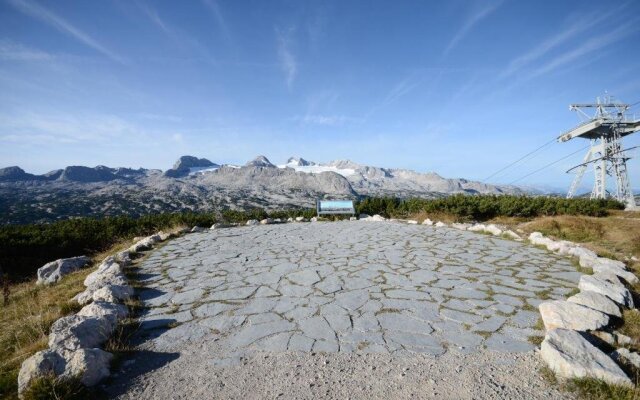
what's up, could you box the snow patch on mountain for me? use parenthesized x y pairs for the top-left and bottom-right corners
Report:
(278, 160), (357, 177)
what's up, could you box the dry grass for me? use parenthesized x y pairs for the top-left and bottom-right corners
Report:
(0, 269), (90, 399)
(0, 239), (138, 399)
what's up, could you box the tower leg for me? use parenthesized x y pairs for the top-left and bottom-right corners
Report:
(567, 146), (592, 199)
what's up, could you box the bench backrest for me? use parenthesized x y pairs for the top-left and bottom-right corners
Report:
(316, 200), (355, 215)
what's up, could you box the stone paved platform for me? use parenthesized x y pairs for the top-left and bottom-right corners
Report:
(134, 221), (580, 359)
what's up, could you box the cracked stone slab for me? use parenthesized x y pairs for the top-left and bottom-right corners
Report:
(129, 221), (578, 359)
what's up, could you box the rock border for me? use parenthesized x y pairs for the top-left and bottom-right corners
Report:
(17, 231), (175, 397)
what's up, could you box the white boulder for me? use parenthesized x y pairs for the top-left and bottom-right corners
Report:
(591, 262), (638, 285)
(567, 291), (622, 318)
(310, 217), (318, 222)
(579, 274), (634, 308)
(422, 218), (434, 226)
(37, 256), (91, 285)
(17, 350), (65, 395)
(467, 224), (486, 232)
(435, 221), (446, 227)
(407, 220), (418, 225)
(484, 224), (502, 236)
(451, 223), (470, 230)
(61, 348), (113, 387)
(502, 230), (522, 240)
(246, 219), (260, 226)
(260, 218), (274, 225)
(91, 284), (134, 303)
(129, 234), (161, 252)
(77, 301), (128, 326)
(541, 328), (632, 387)
(295, 216), (307, 222)
(48, 315), (113, 351)
(539, 300), (609, 331)
(190, 226), (208, 233)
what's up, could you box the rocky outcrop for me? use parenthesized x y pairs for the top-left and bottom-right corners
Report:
(541, 329), (632, 387)
(58, 166), (118, 182)
(164, 156), (218, 178)
(37, 256), (91, 285)
(245, 155), (276, 168)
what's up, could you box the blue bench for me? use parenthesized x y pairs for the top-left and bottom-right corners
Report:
(316, 200), (356, 216)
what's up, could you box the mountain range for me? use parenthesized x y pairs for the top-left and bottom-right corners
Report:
(0, 155), (524, 224)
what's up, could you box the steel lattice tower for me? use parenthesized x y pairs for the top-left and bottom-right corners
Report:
(557, 96), (639, 209)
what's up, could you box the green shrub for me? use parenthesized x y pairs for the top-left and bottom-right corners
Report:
(355, 195), (623, 221)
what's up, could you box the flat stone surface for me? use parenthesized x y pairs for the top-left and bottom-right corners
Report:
(127, 221), (578, 357)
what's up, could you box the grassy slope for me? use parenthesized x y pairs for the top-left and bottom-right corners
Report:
(0, 242), (133, 400)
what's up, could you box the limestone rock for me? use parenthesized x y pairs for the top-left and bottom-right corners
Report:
(541, 328), (632, 387)
(84, 258), (123, 287)
(435, 221), (446, 227)
(61, 348), (113, 387)
(210, 223), (232, 229)
(48, 315), (113, 351)
(260, 218), (274, 225)
(158, 231), (172, 241)
(114, 250), (132, 266)
(568, 246), (597, 260)
(484, 224), (502, 236)
(567, 291), (622, 318)
(77, 301), (128, 326)
(17, 350), (65, 395)
(422, 218), (434, 225)
(538, 300), (609, 331)
(467, 224), (486, 232)
(502, 230), (521, 240)
(611, 348), (640, 370)
(407, 220), (418, 225)
(129, 234), (161, 252)
(37, 256), (91, 285)
(451, 223), (470, 230)
(295, 216), (307, 222)
(579, 274), (634, 308)
(349, 217), (357, 221)
(591, 262), (638, 285)
(310, 217), (318, 222)
(246, 219), (259, 226)
(92, 284), (133, 303)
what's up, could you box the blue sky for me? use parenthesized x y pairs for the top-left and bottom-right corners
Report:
(1, 0), (639, 191)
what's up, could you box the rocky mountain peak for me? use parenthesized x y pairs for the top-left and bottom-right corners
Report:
(173, 156), (216, 170)
(286, 157), (316, 167)
(165, 155), (218, 178)
(246, 155), (276, 168)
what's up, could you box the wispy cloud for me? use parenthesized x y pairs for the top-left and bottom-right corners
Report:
(0, 112), (148, 145)
(0, 39), (53, 61)
(276, 27), (297, 89)
(201, 0), (232, 43)
(6, 0), (126, 64)
(444, 0), (504, 56)
(500, 4), (631, 79)
(136, 1), (215, 63)
(526, 21), (638, 80)
(294, 114), (361, 126)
